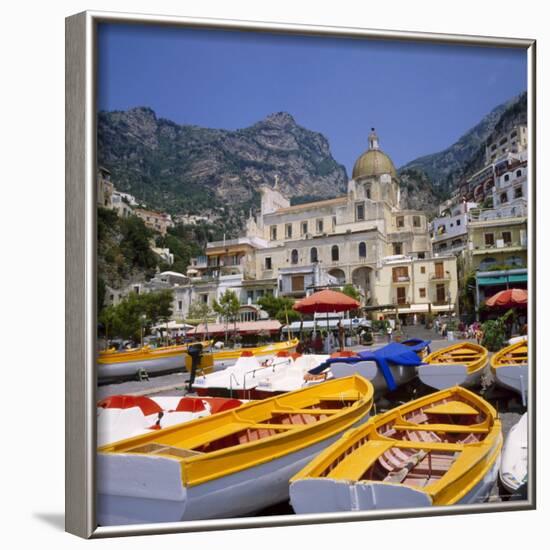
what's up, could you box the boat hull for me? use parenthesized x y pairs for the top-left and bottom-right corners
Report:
(499, 413), (528, 495)
(330, 361), (416, 394)
(97, 415), (370, 525)
(290, 440), (500, 514)
(494, 365), (528, 397)
(97, 354), (186, 381)
(417, 363), (483, 390)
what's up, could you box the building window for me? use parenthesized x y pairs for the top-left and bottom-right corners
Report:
(291, 249), (298, 264)
(392, 266), (409, 282)
(133, 285), (140, 294)
(331, 245), (339, 262)
(265, 257), (272, 270)
(419, 288), (426, 298)
(396, 287), (407, 305)
(358, 242), (367, 258)
(366, 187), (371, 199)
(420, 266), (426, 274)
(500, 192), (508, 204)
(201, 294), (208, 304)
(456, 219), (461, 226)
(285, 223), (292, 239)
(435, 262), (444, 279)
(413, 216), (421, 228)
(396, 216), (404, 228)
(502, 231), (512, 245)
(332, 215), (337, 229)
(514, 186), (523, 199)
(178, 300), (183, 311)
(291, 275), (305, 292)
(504, 174), (510, 182)
(511, 131), (517, 139)
(484, 233), (495, 247)
(393, 242), (403, 255)
(247, 290), (254, 302)
(417, 252), (425, 259)
(436, 284), (446, 303)
(316, 219), (324, 233)
(310, 247), (318, 263)
(355, 202), (365, 221)
(516, 169), (522, 177)
(270, 225), (277, 240)
(301, 221), (308, 235)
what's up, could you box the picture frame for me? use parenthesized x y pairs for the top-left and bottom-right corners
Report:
(66, 10), (536, 539)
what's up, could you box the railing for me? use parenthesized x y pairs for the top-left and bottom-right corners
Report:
(430, 272), (450, 281)
(469, 201), (527, 222)
(472, 241), (525, 251)
(392, 275), (410, 283)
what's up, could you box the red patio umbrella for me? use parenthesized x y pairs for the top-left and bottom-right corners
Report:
(293, 290), (360, 351)
(293, 289), (360, 314)
(485, 288), (528, 308)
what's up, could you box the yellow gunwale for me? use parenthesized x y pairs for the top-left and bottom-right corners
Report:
(98, 340), (212, 364)
(211, 339), (299, 362)
(490, 340), (528, 373)
(98, 374), (374, 487)
(290, 386), (502, 506)
(424, 342), (488, 375)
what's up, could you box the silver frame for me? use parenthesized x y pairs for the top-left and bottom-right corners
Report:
(65, 10), (536, 539)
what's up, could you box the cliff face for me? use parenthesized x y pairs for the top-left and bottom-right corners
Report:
(398, 92), (527, 207)
(98, 109), (348, 235)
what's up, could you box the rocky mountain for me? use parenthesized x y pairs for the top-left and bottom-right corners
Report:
(98, 109), (348, 236)
(398, 92), (527, 202)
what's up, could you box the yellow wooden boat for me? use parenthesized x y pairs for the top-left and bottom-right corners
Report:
(290, 386), (502, 513)
(97, 375), (374, 525)
(490, 339), (528, 404)
(97, 341), (213, 381)
(212, 338), (299, 367)
(417, 342), (488, 390)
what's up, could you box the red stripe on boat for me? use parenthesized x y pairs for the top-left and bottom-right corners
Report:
(175, 397), (207, 413)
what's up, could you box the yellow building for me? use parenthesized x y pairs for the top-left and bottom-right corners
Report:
(236, 129), (459, 320)
(134, 208), (174, 235)
(465, 199), (527, 311)
(97, 167), (114, 208)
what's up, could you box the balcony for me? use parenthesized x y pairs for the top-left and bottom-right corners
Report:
(392, 275), (410, 284)
(471, 241), (526, 255)
(430, 272), (451, 282)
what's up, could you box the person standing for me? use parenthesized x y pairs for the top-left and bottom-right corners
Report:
(337, 321), (345, 351)
(387, 324), (393, 343)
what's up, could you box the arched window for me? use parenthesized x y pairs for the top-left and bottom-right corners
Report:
(310, 247), (318, 263)
(291, 249), (298, 265)
(331, 245), (339, 262)
(358, 242), (367, 258)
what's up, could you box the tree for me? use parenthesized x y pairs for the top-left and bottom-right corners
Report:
(187, 299), (214, 339)
(212, 289), (241, 343)
(340, 284), (362, 317)
(97, 290), (173, 343)
(256, 294), (301, 325)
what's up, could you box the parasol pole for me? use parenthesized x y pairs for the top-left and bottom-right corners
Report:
(284, 305), (290, 343)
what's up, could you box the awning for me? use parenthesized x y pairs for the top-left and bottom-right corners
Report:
(477, 273), (528, 286)
(190, 320), (282, 337)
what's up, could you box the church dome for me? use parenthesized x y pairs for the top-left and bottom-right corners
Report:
(352, 129), (397, 179)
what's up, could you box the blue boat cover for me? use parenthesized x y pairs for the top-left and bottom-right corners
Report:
(308, 339), (431, 391)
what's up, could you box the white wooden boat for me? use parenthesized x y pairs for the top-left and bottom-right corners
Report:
(499, 413), (528, 496)
(290, 386), (502, 513)
(97, 375), (374, 525)
(97, 341), (213, 381)
(211, 339), (299, 368)
(253, 354), (330, 398)
(490, 340), (528, 405)
(97, 395), (243, 446)
(417, 342), (488, 390)
(327, 339), (430, 394)
(193, 351), (297, 399)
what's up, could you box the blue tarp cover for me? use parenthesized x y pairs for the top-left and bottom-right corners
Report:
(308, 339), (431, 391)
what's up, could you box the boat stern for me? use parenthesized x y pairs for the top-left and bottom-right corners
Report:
(97, 452), (188, 526)
(290, 478), (432, 514)
(417, 363), (470, 389)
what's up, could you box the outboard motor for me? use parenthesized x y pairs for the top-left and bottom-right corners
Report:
(187, 343), (203, 391)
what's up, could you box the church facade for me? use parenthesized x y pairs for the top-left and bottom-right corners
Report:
(185, 130), (459, 321)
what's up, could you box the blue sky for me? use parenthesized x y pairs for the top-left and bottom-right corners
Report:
(98, 23), (527, 173)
